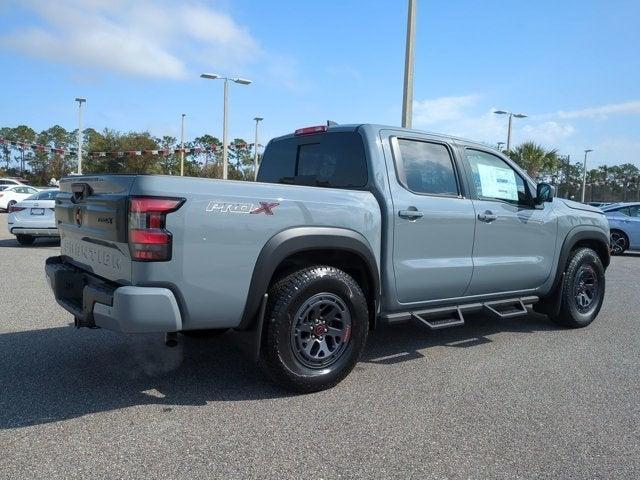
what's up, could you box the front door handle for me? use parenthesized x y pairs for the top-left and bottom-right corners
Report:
(477, 211), (497, 223)
(399, 208), (423, 220)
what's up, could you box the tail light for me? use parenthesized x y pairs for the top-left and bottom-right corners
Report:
(128, 196), (184, 261)
(8, 205), (26, 213)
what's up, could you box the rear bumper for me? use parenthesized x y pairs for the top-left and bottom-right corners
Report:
(10, 227), (59, 236)
(45, 256), (182, 333)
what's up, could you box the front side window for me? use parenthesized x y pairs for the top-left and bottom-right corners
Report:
(618, 206), (639, 217)
(466, 149), (528, 204)
(395, 139), (459, 196)
(617, 207), (631, 216)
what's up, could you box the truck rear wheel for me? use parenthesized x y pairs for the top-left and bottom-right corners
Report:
(261, 266), (369, 393)
(549, 247), (605, 328)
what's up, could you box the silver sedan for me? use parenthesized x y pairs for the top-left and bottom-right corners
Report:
(7, 189), (59, 245)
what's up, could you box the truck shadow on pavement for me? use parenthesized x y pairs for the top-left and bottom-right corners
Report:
(0, 238), (60, 248)
(0, 312), (559, 429)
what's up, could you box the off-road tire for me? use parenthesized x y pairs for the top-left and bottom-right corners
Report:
(549, 247), (605, 328)
(16, 234), (35, 246)
(261, 266), (369, 393)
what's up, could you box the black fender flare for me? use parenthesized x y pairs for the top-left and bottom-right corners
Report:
(237, 227), (380, 330)
(539, 226), (609, 314)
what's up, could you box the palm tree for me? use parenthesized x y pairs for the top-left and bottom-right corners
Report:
(508, 142), (559, 180)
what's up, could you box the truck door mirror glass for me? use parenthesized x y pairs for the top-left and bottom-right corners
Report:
(536, 182), (554, 204)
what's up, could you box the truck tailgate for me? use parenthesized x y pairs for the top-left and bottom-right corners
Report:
(56, 175), (136, 284)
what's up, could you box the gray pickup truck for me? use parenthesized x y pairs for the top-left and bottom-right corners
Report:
(46, 124), (610, 392)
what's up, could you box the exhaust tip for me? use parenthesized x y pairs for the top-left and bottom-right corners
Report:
(165, 332), (178, 347)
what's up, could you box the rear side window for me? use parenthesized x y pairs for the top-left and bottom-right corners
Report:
(258, 132), (367, 188)
(395, 139), (459, 195)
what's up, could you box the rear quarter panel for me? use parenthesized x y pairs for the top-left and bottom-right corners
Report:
(130, 176), (381, 329)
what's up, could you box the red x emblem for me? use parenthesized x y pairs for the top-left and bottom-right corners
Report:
(250, 202), (279, 215)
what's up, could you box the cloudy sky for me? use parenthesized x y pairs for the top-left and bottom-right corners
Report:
(0, 0), (638, 167)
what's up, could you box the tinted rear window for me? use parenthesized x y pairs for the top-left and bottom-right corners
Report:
(257, 132), (367, 188)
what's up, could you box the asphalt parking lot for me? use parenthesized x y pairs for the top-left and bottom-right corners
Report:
(1, 212), (639, 479)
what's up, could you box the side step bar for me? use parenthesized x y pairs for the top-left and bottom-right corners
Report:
(411, 307), (465, 330)
(483, 298), (528, 320)
(382, 295), (539, 330)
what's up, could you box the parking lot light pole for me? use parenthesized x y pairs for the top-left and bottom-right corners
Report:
(581, 149), (593, 203)
(253, 117), (263, 180)
(401, 0), (417, 128)
(75, 97), (86, 174)
(494, 110), (527, 152)
(200, 73), (252, 180)
(180, 114), (186, 176)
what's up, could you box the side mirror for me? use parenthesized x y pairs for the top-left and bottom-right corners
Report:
(535, 182), (554, 204)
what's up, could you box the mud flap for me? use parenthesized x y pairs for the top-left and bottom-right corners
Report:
(229, 294), (268, 362)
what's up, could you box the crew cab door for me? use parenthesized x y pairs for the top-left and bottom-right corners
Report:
(461, 148), (558, 295)
(384, 133), (476, 303)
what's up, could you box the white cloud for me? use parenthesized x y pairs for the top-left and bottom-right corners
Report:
(519, 122), (576, 146)
(413, 94), (480, 125)
(555, 100), (640, 120)
(411, 94), (640, 168)
(412, 94), (577, 150)
(0, 0), (262, 79)
(590, 137), (640, 166)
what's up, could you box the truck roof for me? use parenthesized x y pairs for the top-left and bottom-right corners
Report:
(271, 123), (503, 154)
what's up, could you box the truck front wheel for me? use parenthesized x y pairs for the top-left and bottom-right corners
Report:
(549, 247), (605, 328)
(261, 266), (369, 393)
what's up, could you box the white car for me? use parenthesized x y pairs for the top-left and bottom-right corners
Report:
(0, 177), (27, 187)
(7, 189), (59, 245)
(0, 185), (40, 211)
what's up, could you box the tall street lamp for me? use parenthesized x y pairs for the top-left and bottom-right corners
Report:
(401, 0), (417, 128)
(200, 73), (252, 179)
(494, 110), (527, 151)
(253, 117), (263, 180)
(581, 149), (593, 203)
(75, 97), (86, 174)
(180, 113), (186, 176)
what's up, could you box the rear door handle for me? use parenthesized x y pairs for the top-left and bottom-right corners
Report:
(398, 209), (423, 220)
(477, 211), (497, 223)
